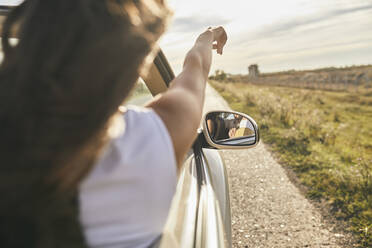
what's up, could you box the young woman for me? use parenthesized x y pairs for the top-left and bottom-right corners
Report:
(0, 0), (227, 247)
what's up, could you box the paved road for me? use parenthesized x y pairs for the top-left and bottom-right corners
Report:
(202, 84), (351, 248)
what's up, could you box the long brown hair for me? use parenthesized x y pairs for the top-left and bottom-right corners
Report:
(0, 0), (171, 247)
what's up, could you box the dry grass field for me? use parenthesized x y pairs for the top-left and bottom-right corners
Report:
(210, 77), (372, 246)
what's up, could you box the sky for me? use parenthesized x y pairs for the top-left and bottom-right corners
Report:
(160, 0), (372, 74)
(1, 0), (372, 74)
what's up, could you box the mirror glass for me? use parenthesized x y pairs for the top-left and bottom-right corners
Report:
(205, 111), (256, 146)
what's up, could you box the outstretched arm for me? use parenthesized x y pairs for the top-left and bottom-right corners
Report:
(147, 27), (227, 167)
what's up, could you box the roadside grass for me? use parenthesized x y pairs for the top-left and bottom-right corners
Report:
(210, 80), (372, 246)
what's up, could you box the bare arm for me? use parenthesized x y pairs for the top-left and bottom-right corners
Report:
(147, 27), (227, 167)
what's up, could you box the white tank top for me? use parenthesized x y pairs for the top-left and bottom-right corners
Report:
(79, 106), (177, 248)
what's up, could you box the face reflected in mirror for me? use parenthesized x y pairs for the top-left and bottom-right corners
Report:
(206, 112), (256, 146)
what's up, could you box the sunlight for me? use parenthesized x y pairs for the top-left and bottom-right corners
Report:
(164, 0), (372, 73)
(168, 0), (310, 31)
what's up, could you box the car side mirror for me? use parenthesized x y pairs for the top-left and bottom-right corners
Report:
(202, 111), (259, 149)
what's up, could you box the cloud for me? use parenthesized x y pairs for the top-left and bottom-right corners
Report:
(243, 38), (372, 61)
(163, 0), (372, 74)
(232, 3), (372, 47)
(212, 3), (372, 73)
(170, 15), (231, 33)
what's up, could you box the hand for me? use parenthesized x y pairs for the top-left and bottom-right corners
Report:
(228, 128), (236, 138)
(209, 26), (227, 55)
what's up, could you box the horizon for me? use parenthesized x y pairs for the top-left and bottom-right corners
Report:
(227, 63), (372, 76)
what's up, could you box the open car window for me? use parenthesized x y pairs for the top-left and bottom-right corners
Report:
(125, 78), (153, 107)
(125, 50), (175, 106)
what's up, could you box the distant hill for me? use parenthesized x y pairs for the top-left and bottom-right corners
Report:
(230, 65), (372, 91)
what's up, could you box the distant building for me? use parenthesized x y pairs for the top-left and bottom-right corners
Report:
(248, 64), (259, 79)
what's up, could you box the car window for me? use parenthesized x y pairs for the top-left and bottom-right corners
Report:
(125, 78), (153, 107)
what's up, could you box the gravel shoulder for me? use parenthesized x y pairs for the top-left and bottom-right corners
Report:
(203, 84), (355, 248)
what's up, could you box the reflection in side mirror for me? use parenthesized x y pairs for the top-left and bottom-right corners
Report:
(202, 111), (259, 149)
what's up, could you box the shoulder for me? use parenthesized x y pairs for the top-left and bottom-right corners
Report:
(82, 105), (177, 183)
(147, 89), (201, 166)
(115, 105), (177, 167)
(122, 105), (174, 147)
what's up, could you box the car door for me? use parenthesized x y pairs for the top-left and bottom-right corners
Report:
(143, 50), (232, 248)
